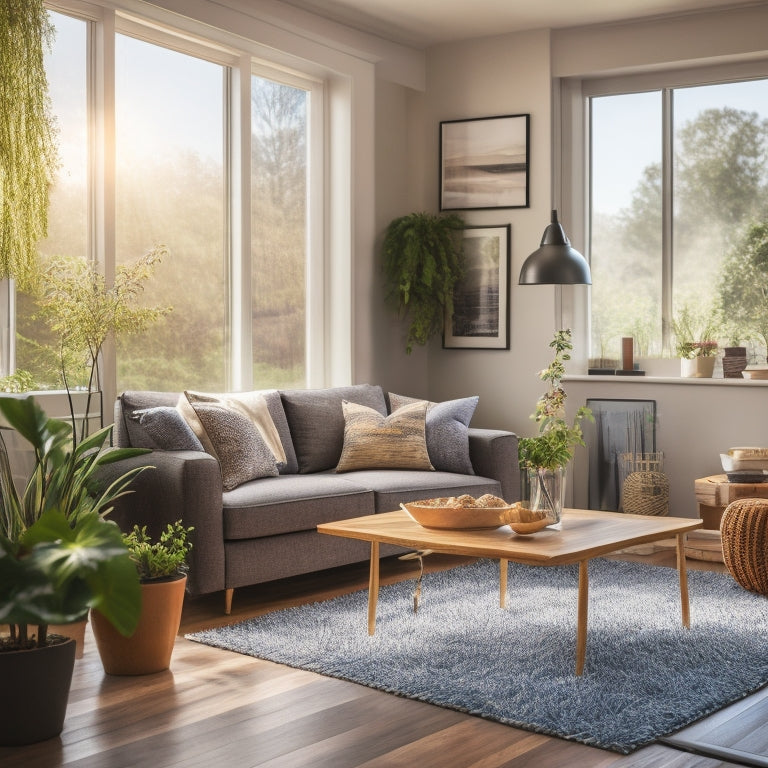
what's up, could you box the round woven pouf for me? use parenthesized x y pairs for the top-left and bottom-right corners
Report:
(720, 498), (768, 595)
(620, 470), (669, 516)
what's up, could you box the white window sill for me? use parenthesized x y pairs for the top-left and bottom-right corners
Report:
(565, 374), (768, 386)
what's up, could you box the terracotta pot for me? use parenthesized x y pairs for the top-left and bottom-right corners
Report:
(91, 574), (186, 675)
(0, 637), (76, 746)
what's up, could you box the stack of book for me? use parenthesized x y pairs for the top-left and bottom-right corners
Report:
(720, 447), (768, 483)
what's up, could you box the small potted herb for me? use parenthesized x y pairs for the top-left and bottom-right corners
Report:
(91, 521), (193, 675)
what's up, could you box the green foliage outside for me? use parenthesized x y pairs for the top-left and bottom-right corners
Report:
(18, 43), (308, 394)
(383, 212), (465, 354)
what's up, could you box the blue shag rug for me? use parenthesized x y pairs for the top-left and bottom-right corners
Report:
(186, 558), (768, 754)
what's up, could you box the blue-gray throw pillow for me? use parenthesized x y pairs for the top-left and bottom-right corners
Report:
(129, 406), (204, 452)
(389, 393), (478, 474)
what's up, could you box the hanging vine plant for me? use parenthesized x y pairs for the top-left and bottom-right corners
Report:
(382, 211), (465, 354)
(0, 0), (59, 290)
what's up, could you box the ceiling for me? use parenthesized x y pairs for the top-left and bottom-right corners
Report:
(279, 0), (758, 48)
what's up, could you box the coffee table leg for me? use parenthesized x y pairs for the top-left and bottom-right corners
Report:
(499, 559), (508, 608)
(677, 533), (691, 628)
(368, 540), (380, 635)
(576, 560), (589, 676)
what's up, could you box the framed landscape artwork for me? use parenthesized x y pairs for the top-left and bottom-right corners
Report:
(443, 224), (510, 350)
(440, 114), (530, 211)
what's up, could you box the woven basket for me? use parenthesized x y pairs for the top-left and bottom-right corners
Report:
(620, 470), (669, 516)
(721, 499), (768, 595)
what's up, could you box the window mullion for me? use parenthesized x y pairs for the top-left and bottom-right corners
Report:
(661, 87), (674, 355)
(227, 57), (253, 391)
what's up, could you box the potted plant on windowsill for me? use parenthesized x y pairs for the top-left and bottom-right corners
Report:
(673, 305), (720, 378)
(518, 330), (593, 528)
(0, 395), (147, 746)
(91, 521), (193, 675)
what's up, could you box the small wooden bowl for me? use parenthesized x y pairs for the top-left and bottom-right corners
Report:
(506, 502), (550, 535)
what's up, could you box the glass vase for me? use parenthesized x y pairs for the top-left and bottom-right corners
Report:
(525, 466), (566, 528)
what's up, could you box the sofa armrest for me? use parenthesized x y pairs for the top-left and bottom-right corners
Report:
(96, 450), (224, 596)
(468, 428), (520, 503)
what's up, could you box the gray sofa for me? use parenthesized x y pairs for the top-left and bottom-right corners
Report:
(103, 384), (519, 613)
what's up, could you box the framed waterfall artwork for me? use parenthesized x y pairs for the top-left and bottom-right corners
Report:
(443, 224), (510, 350)
(439, 113), (530, 211)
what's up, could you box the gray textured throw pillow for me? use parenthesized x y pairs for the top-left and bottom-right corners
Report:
(191, 402), (279, 490)
(129, 406), (204, 452)
(336, 400), (433, 472)
(389, 393), (478, 474)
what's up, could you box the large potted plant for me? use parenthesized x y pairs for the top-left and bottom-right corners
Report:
(91, 521), (193, 675)
(0, 395), (147, 746)
(382, 211), (465, 354)
(518, 330), (593, 527)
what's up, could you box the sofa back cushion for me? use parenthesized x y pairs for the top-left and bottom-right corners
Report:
(280, 384), (387, 473)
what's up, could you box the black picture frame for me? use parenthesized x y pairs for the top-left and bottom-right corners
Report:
(440, 114), (530, 211)
(443, 224), (511, 350)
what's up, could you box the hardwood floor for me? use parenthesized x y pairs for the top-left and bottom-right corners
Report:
(1, 551), (761, 767)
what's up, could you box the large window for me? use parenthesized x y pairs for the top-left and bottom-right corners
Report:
(588, 75), (768, 363)
(250, 76), (307, 389)
(114, 35), (227, 392)
(10, 4), (316, 399)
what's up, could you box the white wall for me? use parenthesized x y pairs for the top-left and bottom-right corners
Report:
(414, 29), (561, 436)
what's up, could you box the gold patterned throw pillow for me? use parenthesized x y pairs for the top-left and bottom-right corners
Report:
(336, 400), (433, 473)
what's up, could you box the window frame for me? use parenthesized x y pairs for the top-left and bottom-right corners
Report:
(558, 57), (768, 365)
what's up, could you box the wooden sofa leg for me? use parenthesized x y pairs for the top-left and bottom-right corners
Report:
(225, 588), (234, 615)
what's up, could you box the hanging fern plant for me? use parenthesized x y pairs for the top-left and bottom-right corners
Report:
(383, 211), (465, 354)
(0, 0), (59, 290)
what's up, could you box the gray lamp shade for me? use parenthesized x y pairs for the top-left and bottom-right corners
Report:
(519, 210), (592, 285)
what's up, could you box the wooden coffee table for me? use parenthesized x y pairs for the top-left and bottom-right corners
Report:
(318, 508), (702, 675)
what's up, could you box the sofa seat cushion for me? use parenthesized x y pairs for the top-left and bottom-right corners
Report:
(339, 469), (504, 513)
(222, 474), (375, 539)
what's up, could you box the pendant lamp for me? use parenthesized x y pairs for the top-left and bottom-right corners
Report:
(519, 210), (592, 285)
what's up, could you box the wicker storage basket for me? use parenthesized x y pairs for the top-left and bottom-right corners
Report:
(720, 498), (768, 595)
(620, 470), (670, 516)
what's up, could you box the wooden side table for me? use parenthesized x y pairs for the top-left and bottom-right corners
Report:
(694, 474), (768, 529)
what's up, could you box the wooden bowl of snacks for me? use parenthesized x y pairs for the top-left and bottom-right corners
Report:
(401, 494), (513, 530)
